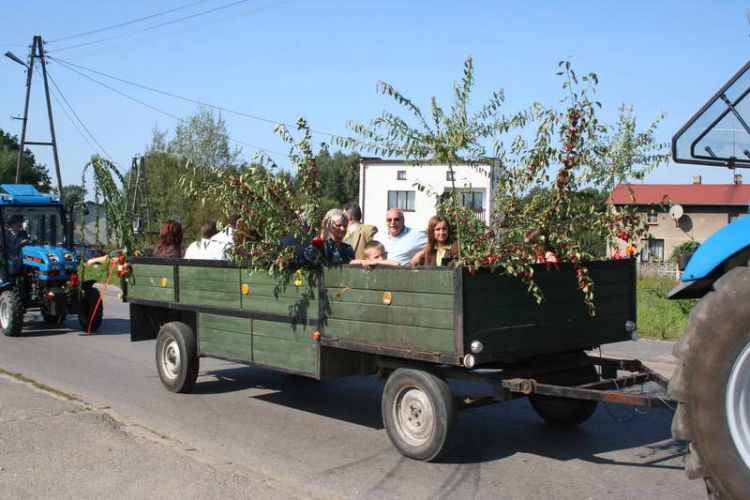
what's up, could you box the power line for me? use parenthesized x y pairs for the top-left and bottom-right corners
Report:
(51, 0), (253, 53)
(49, 82), (104, 159)
(48, 0), (214, 44)
(46, 67), (123, 171)
(49, 56), (339, 140)
(55, 0), (293, 61)
(50, 58), (289, 158)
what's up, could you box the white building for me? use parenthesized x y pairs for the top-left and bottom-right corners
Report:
(358, 158), (496, 232)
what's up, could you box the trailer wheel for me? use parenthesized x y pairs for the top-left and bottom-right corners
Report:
(529, 351), (599, 426)
(156, 321), (199, 393)
(77, 287), (103, 333)
(382, 368), (455, 461)
(669, 266), (750, 499)
(0, 289), (23, 337)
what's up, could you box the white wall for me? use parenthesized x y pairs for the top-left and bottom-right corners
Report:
(359, 160), (494, 233)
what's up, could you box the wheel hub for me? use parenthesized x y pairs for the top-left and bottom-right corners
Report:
(394, 387), (435, 447)
(161, 339), (181, 380)
(0, 300), (8, 329)
(726, 340), (750, 470)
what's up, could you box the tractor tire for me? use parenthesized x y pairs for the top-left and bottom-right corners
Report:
(156, 321), (199, 393)
(0, 289), (24, 337)
(382, 368), (456, 461)
(668, 266), (750, 499)
(529, 351), (600, 426)
(77, 287), (103, 333)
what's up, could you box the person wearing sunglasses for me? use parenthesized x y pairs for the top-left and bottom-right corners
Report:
(381, 208), (427, 265)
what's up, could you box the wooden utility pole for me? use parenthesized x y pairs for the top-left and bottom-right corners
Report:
(8, 35), (64, 200)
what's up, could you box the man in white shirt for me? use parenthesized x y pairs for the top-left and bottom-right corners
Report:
(381, 208), (427, 265)
(184, 219), (219, 259)
(206, 214), (238, 260)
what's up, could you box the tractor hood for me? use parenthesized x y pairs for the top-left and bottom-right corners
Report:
(22, 245), (78, 273)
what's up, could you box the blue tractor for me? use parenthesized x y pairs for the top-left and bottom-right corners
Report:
(668, 61), (750, 498)
(0, 184), (103, 337)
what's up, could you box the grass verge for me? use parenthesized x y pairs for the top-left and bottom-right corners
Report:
(637, 276), (698, 340)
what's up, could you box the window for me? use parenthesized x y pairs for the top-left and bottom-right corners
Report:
(647, 212), (658, 224)
(397, 170), (407, 180)
(640, 238), (665, 262)
(388, 190), (416, 211)
(459, 191), (484, 211)
(446, 170), (455, 181)
(442, 190), (484, 211)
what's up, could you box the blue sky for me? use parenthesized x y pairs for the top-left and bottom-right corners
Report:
(1, 0), (749, 190)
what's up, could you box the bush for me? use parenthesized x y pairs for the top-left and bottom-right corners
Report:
(670, 240), (700, 262)
(637, 276), (697, 340)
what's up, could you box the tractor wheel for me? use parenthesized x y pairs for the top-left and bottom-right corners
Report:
(382, 368), (455, 461)
(669, 266), (750, 499)
(0, 289), (24, 337)
(156, 321), (199, 393)
(77, 287), (103, 333)
(529, 351), (600, 426)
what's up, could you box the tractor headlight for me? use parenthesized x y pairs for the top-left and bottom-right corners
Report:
(63, 252), (73, 262)
(47, 252), (59, 262)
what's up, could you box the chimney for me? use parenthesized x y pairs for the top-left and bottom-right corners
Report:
(735, 174), (743, 185)
(692, 175), (702, 185)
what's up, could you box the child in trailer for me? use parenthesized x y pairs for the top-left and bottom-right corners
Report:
(350, 240), (401, 269)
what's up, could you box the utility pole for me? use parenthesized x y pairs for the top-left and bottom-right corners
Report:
(127, 155), (152, 237)
(5, 35), (64, 201)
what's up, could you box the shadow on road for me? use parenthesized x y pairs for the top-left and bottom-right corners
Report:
(195, 364), (683, 469)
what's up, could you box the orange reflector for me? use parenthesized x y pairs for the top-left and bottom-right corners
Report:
(311, 331), (321, 341)
(241, 283), (250, 295)
(382, 291), (392, 305)
(160, 277), (168, 288)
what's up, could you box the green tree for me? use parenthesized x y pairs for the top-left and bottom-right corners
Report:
(315, 149), (360, 212)
(167, 108), (241, 168)
(0, 128), (52, 190)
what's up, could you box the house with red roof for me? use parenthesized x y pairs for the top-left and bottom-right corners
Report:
(609, 174), (749, 262)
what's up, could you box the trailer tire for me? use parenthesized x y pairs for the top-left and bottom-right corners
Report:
(668, 266), (750, 499)
(0, 289), (23, 337)
(156, 321), (199, 393)
(529, 351), (599, 426)
(382, 368), (455, 461)
(77, 287), (103, 333)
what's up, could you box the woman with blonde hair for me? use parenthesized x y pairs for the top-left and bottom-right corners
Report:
(318, 208), (355, 264)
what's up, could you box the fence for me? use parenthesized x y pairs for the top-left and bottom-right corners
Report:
(636, 261), (680, 280)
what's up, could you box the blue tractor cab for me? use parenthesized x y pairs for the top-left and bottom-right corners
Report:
(0, 184), (103, 336)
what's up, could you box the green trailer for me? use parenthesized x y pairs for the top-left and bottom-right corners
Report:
(126, 257), (671, 461)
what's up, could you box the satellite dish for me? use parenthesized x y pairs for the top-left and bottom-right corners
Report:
(669, 204), (684, 220)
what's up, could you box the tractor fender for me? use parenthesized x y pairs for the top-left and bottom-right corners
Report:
(669, 216), (750, 299)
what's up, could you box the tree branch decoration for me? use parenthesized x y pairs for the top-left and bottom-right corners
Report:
(181, 117), (322, 275)
(338, 57), (667, 315)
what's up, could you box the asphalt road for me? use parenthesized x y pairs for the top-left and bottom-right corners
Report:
(0, 286), (706, 499)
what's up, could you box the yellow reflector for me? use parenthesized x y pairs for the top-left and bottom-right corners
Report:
(382, 291), (392, 305)
(241, 283), (250, 295)
(160, 277), (168, 288)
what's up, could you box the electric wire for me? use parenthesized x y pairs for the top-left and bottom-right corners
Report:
(51, 0), (253, 53)
(49, 83), (101, 158)
(50, 58), (288, 158)
(54, 0), (294, 61)
(47, 0), (214, 44)
(49, 56), (341, 140)
(46, 67), (124, 171)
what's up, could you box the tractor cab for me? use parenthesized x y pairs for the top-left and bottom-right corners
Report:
(0, 184), (102, 337)
(0, 184), (73, 282)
